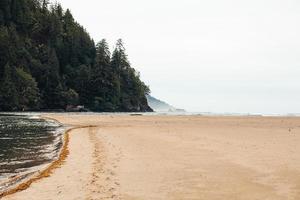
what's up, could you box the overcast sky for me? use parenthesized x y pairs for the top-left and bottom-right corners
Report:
(55, 0), (300, 114)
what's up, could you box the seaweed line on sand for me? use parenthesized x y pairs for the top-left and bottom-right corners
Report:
(0, 121), (97, 199)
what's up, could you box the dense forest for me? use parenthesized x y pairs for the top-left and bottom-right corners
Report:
(0, 0), (152, 112)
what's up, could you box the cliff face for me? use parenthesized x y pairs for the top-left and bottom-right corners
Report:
(122, 96), (153, 112)
(0, 0), (151, 112)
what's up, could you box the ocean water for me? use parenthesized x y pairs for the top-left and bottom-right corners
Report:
(0, 114), (64, 193)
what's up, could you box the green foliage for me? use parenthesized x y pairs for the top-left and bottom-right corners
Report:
(15, 68), (40, 110)
(61, 88), (79, 106)
(110, 39), (151, 111)
(0, 0), (152, 112)
(0, 64), (18, 111)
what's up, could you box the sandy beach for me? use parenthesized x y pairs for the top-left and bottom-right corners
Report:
(2, 114), (300, 200)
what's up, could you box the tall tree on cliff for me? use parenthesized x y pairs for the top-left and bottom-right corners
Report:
(111, 39), (151, 111)
(0, 0), (152, 112)
(91, 39), (116, 111)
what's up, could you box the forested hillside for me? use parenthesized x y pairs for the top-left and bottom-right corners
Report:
(0, 0), (152, 112)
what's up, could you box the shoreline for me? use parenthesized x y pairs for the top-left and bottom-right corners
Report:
(2, 111), (300, 118)
(0, 117), (71, 198)
(0, 114), (104, 198)
(2, 114), (300, 199)
(0, 115), (83, 198)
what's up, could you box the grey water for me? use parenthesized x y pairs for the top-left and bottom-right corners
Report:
(0, 114), (64, 193)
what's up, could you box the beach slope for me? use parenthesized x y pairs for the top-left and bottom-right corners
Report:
(3, 115), (300, 200)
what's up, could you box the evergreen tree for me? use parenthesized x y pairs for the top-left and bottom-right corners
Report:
(0, 26), (9, 77)
(74, 64), (91, 106)
(0, 64), (18, 111)
(15, 68), (40, 110)
(0, 0), (152, 112)
(61, 88), (79, 106)
(91, 39), (115, 111)
(41, 48), (64, 108)
(0, 0), (11, 25)
(111, 39), (151, 111)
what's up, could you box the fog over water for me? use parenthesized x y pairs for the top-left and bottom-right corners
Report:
(55, 0), (300, 114)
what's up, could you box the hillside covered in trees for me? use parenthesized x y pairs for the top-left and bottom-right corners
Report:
(0, 0), (152, 112)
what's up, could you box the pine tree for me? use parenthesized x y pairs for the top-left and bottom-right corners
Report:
(41, 48), (64, 108)
(0, 0), (152, 112)
(111, 39), (152, 111)
(0, 0), (11, 25)
(15, 68), (40, 110)
(91, 39), (113, 111)
(42, 0), (49, 13)
(0, 26), (9, 77)
(75, 64), (91, 106)
(0, 64), (19, 111)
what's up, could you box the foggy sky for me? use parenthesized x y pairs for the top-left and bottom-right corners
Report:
(54, 0), (300, 114)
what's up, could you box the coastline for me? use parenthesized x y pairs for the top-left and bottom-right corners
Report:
(2, 114), (300, 200)
(0, 116), (70, 198)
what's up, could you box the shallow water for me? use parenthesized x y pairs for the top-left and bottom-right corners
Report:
(0, 114), (64, 193)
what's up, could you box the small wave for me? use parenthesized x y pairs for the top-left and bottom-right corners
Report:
(0, 114), (65, 194)
(0, 138), (14, 140)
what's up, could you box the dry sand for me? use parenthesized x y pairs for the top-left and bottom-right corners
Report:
(3, 114), (300, 200)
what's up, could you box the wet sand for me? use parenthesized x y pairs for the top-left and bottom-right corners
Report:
(3, 114), (300, 200)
